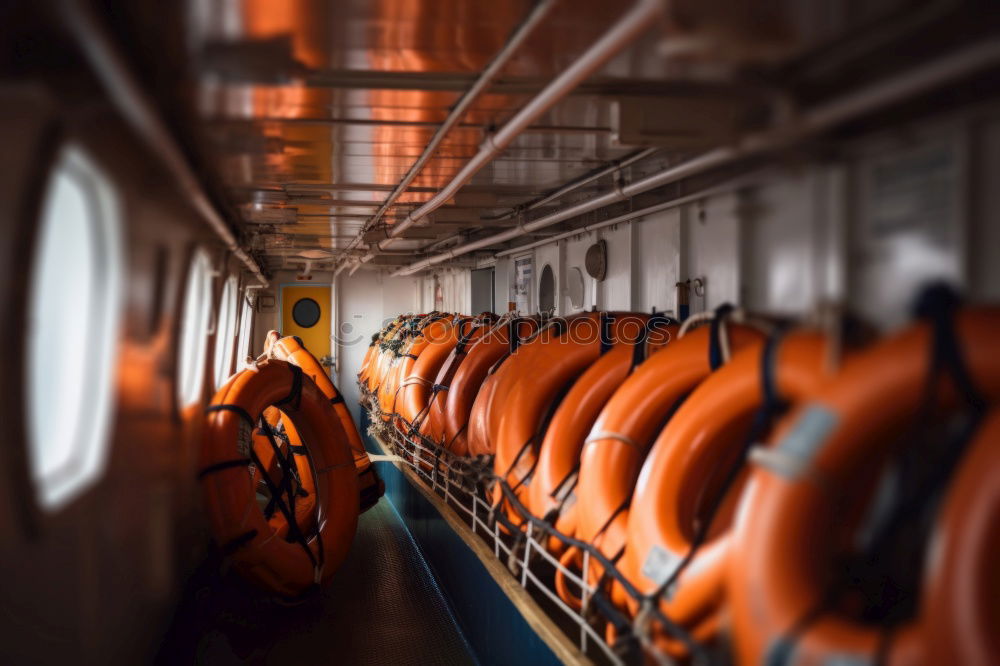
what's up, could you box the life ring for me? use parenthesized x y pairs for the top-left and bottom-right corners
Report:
(371, 314), (423, 404)
(419, 320), (488, 444)
(484, 313), (598, 457)
(447, 316), (538, 456)
(621, 330), (837, 656)
(466, 360), (506, 457)
(526, 318), (676, 554)
(563, 317), (763, 611)
(467, 316), (547, 458)
(918, 406), (1000, 665)
(250, 405), (317, 539)
(492, 312), (651, 528)
(397, 317), (471, 426)
(364, 315), (406, 394)
(727, 307), (1000, 665)
(379, 315), (454, 421)
(200, 358), (360, 597)
(469, 314), (591, 461)
(264, 333), (384, 512)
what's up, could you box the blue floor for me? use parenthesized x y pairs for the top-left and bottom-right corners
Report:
(361, 410), (562, 666)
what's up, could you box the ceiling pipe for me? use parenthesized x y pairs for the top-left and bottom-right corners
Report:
(372, 0), (665, 254)
(58, 0), (269, 286)
(391, 38), (1000, 277)
(482, 146), (659, 222)
(494, 176), (761, 257)
(368, 146), (659, 264)
(334, 0), (559, 270)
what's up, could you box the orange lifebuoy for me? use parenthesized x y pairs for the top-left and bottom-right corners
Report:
(621, 330), (836, 656)
(564, 319), (763, 610)
(265, 333), (384, 512)
(918, 407), (1000, 666)
(379, 315), (454, 420)
(370, 315), (421, 410)
(397, 318), (471, 426)
(419, 320), (489, 444)
(492, 313), (651, 527)
(467, 362), (505, 457)
(364, 316), (406, 393)
(471, 314), (592, 461)
(200, 358), (360, 597)
(526, 319), (676, 554)
(728, 308), (1000, 665)
(467, 317), (549, 458)
(448, 317), (538, 456)
(484, 313), (598, 458)
(250, 406), (317, 539)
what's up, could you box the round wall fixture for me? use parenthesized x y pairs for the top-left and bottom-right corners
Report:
(585, 240), (607, 281)
(292, 297), (321, 328)
(538, 264), (555, 314)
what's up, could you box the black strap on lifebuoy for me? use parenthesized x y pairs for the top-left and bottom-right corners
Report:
(631, 323), (650, 368)
(455, 321), (480, 355)
(915, 282), (987, 414)
(708, 302), (735, 370)
(328, 394), (345, 406)
(652, 328), (788, 604)
(273, 364), (304, 411)
(632, 313), (674, 368)
(508, 317), (522, 354)
(599, 311), (614, 355)
(252, 420), (318, 568)
(205, 403), (255, 427)
(197, 458), (251, 480)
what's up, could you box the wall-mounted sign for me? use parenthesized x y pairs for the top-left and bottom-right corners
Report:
(513, 255), (533, 314)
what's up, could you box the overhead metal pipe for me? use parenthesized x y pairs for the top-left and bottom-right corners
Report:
(58, 0), (269, 286)
(374, 0), (665, 253)
(482, 146), (659, 222)
(335, 0), (559, 268)
(391, 38), (1000, 277)
(494, 176), (761, 257)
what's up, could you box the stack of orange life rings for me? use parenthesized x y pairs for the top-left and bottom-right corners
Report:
(357, 290), (1000, 664)
(263, 331), (384, 511)
(201, 358), (359, 598)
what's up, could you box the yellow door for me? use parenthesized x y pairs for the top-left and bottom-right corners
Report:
(281, 285), (331, 363)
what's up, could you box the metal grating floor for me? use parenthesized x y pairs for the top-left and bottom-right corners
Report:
(158, 501), (477, 665)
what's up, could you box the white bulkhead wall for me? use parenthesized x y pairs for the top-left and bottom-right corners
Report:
(504, 107), (1000, 330)
(335, 270), (420, 425)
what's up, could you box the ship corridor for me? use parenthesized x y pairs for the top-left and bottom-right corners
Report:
(2, 1), (1000, 665)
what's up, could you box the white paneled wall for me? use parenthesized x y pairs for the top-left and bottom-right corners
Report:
(599, 224), (633, 310)
(631, 208), (681, 313)
(336, 270), (419, 425)
(502, 107), (1000, 329)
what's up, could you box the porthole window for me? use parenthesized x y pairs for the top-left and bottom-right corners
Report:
(177, 249), (213, 407)
(235, 294), (254, 371)
(212, 275), (238, 388)
(291, 297), (321, 328)
(25, 145), (124, 511)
